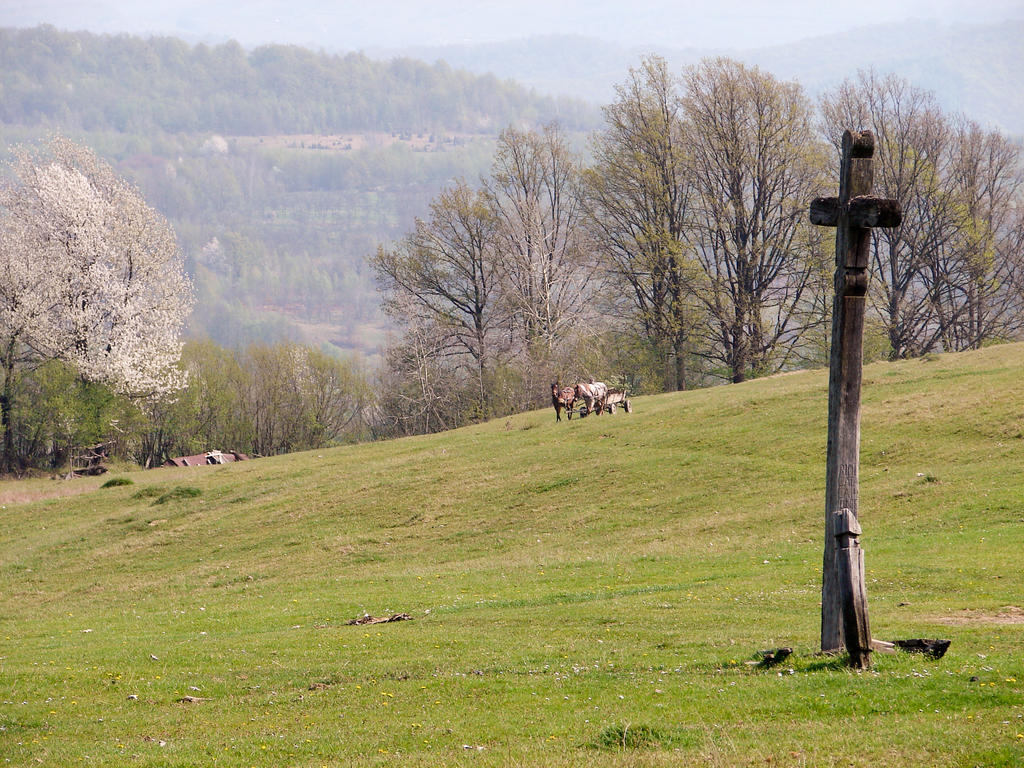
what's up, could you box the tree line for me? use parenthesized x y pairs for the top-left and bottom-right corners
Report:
(2, 340), (372, 472)
(0, 137), (372, 473)
(0, 25), (599, 355)
(4, 56), (1023, 472)
(373, 57), (1024, 433)
(0, 25), (597, 135)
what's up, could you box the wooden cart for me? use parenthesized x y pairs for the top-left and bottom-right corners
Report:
(603, 389), (632, 414)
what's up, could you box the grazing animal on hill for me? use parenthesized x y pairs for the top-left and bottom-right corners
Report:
(551, 382), (577, 422)
(575, 380), (608, 416)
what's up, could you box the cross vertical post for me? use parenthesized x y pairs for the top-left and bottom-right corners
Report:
(810, 129), (901, 668)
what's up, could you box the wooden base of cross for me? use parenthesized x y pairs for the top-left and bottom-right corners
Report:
(811, 129), (901, 669)
(834, 508), (870, 669)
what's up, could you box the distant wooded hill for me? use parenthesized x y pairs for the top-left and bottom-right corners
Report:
(0, 26), (598, 357)
(0, 25), (597, 135)
(394, 20), (1024, 136)
(3, 22), (1019, 361)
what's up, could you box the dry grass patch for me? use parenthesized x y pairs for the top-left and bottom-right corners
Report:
(0, 476), (103, 505)
(932, 606), (1024, 625)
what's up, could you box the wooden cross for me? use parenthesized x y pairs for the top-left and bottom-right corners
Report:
(810, 129), (901, 669)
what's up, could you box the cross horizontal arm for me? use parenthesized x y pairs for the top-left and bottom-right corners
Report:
(809, 197), (840, 226)
(809, 195), (902, 229)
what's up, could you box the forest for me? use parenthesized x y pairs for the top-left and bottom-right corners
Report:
(373, 59), (1024, 435)
(0, 25), (597, 355)
(0, 25), (596, 135)
(2, 27), (1023, 472)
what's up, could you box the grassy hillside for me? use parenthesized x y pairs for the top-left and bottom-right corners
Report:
(1, 344), (1023, 766)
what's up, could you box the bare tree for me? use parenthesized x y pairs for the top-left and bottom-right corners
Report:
(684, 58), (829, 383)
(372, 181), (503, 418)
(584, 56), (697, 390)
(300, 347), (371, 444)
(942, 117), (1024, 350)
(238, 343), (369, 456)
(822, 72), (966, 359)
(487, 125), (595, 348)
(486, 123), (599, 400)
(374, 311), (469, 437)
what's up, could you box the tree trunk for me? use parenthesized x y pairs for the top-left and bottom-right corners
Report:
(478, 353), (487, 418)
(731, 327), (748, 383)
(476, 318), (488, 419)
(1, 387), (14, 473)
(1, 339), (17, 473)
(731, 301), (748, 383)
(673, 334), (688, 391)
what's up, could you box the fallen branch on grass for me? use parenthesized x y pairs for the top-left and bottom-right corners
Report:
(893, 638), (951, 659)
(346, 613), (414, 626)
(756, 647), (793, 668)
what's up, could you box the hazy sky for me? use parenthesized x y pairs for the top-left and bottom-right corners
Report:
(4, 0), (1024, 50)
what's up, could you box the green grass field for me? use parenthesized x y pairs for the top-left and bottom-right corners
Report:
(2, 344), (1023, 767)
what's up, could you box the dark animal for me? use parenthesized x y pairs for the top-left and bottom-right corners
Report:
(574, 380), (608, 417)
(551, 383), (576, 422)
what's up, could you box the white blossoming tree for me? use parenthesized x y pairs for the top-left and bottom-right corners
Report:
(1, 137), (193, 471)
